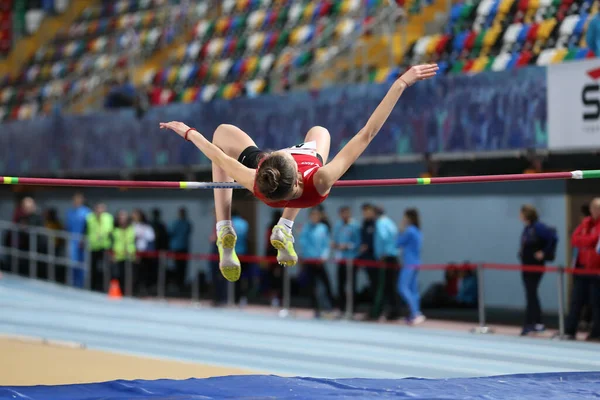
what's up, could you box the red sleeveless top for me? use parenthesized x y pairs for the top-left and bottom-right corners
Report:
(253, 152), (329, 209)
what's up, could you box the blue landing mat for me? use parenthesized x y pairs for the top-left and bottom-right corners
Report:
(2, 372), (600, 400)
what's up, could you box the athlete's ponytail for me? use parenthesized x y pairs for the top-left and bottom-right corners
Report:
(256, 153), (296, 201)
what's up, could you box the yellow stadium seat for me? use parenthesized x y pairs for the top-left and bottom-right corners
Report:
(216, 17), (229, 35)
(374, 67), (390, 83)
(236, 0), (249, 13)
(551, 48), (568, 63)
(290, 27), (302, 46)
(303, 3), (315, 21)
(425, 35), (441, 55)
(167, 68), (179, 84)
(499, 0), (515, 15)
(246, 56), (259, 76)
(471, 56), (489, 72)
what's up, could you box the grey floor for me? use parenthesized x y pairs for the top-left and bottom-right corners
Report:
(1, 274), (599, 379)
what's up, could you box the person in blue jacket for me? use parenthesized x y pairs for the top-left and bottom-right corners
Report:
(66, 192), (91, 288)
(397, 208), (425, 325)
(299, 208), (334, 317)
(332, 206), (361, 314)
(368, 207), (401, 321)
(519, 204), (557, 336)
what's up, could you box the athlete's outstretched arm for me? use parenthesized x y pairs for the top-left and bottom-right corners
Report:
(159, 121), (256, 191)
(314, 64), (438, 194)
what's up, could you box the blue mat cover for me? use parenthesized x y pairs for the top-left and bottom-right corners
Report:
(1, 372), (599, 400)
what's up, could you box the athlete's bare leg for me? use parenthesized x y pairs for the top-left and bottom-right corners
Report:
(212, 124), (257, 221)
(211, 124), (256, 281)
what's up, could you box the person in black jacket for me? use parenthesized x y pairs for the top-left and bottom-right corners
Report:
(358, 203), (377, 317)
(519, 204), (557, 336)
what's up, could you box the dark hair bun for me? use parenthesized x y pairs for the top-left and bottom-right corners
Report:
(260, 167), (280, 195)
(256, 153), (297, 201)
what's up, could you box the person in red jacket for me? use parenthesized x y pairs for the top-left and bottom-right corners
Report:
(565, 198), (600, 340)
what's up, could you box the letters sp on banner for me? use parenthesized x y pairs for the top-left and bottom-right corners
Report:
(548, 59), (600, 150)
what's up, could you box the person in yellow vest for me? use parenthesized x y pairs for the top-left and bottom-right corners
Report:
(86, 203), (114, 292)
(111, 210), (136, 294)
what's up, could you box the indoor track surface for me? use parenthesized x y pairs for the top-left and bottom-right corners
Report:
(1, 275), (600, 399)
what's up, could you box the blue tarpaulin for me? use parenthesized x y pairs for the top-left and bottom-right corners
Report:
(2, 372), (599, 400)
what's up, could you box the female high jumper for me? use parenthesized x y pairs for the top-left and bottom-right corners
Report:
(160, 63), (438, 282)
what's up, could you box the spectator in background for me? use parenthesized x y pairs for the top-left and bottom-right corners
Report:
(316, 204), (331, 231)
(111, 210), (135, 294)
(44, 207), (66, 282)
(577, 204), (593, 331)
(369, 206), (401, 321)
(586, 12), (600, 55)
(456, 267), (478, 306)
(299, 208), (334, 318)
(565, 198), (600, 341)
(332, 206), (361, 315)
(104, 73), (136, 110)
(66, 192), (91, 288)
(86, 203), (114, 292)
(150, 209), (169, 253)
(150, 208), (169, 295)
(232, 210), (250, 305)
(17, 197), (43, 276)
(358, 203), (377, 310)
(523, 150), (544, 174)
(266, 210), (283, 307)
(397, 208), (425, 325)
(518, 204), (557, 336)
(132, 209), (155, 296)
(169, 207), (192, 293)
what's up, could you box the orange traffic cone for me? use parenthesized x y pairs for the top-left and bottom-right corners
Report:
(108, 279), (122, 299)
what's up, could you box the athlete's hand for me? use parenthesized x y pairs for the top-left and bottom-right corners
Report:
(398, 64), (439, 87)
(159, 121), (197, 139)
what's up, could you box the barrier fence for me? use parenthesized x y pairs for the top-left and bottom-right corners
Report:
(2, 220), (600, 339)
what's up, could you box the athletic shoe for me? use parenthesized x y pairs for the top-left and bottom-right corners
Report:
(217, 225), (241, 282)
(521, 324), (546, 336)
(408, 315), (426, 326)
(270, 225), (298, 267)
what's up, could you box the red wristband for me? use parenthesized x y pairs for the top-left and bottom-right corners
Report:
(398, 77), (409, 87)
(184, 128), (195, 141)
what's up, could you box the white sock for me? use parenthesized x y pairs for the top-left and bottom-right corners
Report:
(216, 220), (233, 233)
(278, 218), (294, 233)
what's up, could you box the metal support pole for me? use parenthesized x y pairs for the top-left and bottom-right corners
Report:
(227, 281), (235, 306)
(158, 251), (166, 300)
(29, 231), (37, 279)
(280, 265), (291, 318)
(471, 264), (493, 334)
(345, 259), (354, 319)
(84, 244), (91, 291)
(48, 233), (56, 283)
(557, 265), (566, 339)
(125, 259), (133, 297)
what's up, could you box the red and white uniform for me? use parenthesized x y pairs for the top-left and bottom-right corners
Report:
(254, 141), (329, 209)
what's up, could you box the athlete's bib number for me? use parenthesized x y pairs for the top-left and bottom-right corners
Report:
(284, 141), (318, 156)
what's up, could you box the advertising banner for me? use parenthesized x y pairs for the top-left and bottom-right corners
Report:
(548, 59), (600, 150)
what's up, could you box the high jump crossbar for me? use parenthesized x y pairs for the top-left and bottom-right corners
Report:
(1, 170), (599, 189)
